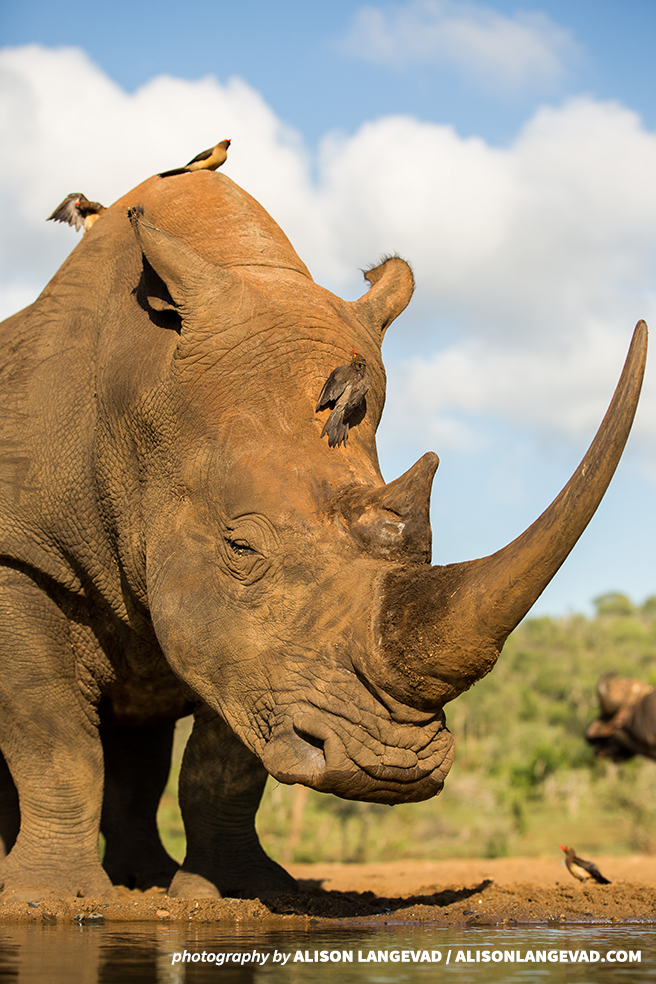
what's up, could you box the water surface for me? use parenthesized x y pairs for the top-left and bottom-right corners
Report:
(0, 922), (653, 983)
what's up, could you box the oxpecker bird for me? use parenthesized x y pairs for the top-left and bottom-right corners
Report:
(160, 138), (231, 177)
(560, 846), (611, 884)
(47, 193), (105, 234)
(316, 349), (370, 448)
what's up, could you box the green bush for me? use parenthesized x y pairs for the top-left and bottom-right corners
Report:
(593, 592), (635, 617)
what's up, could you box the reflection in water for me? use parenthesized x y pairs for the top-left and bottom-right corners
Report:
(0, 922), (653, 983)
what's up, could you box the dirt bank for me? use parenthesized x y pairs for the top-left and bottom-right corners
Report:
(0, 856), (655, 926)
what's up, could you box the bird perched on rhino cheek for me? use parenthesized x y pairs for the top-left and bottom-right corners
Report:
(316, 349), (370, 448)
(159, 138), (231, 177)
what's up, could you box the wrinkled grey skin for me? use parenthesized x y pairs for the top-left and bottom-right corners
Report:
(586, 673), (656, 762)
(0, 170), (646, 902)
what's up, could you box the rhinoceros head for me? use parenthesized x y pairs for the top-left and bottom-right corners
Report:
(93, 172), (646, 805)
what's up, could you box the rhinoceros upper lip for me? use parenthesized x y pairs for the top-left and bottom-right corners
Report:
(260, 704), (446, 794)
(293, 709), (434, 782)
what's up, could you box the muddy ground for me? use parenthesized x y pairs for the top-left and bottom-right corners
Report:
(0, 856), (655, 925)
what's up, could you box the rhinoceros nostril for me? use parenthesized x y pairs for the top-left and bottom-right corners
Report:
(293, 724), (326, 757)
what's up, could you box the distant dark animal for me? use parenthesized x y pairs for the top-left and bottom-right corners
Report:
(560, 845), (611, 884)
(316, 349), (370, 447)
(586, 672), (656, 762)
(160, 138), (231, 177)
(47, 193), (105, 233)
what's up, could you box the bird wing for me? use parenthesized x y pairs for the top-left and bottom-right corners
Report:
(577, 857), (611, 884)
(186, 146), (213, 166)
(341, 368), (370, 418)
(316, 365), (350, 410)
(47, 193), (84, 231)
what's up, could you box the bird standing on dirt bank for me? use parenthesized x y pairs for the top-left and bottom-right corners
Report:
(47, 193), (105, 233)
(560, 845), (611, 884)
(316, 349), (370, 448)
(160, 138), (231, 177)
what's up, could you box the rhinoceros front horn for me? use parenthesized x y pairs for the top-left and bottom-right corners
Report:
(370, 322), (648, 709)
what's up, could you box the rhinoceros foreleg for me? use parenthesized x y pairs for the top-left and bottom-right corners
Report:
(0, 750), (19, 859)
(100, 721), (179, 890)
(168, 706), (297, 899)
(0, 569), (115, 901)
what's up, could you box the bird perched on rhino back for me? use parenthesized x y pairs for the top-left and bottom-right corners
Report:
(159, 138), (231, 177)
(47, 193), (105, 233)
(316, 349), (370, 448)
(560, 845), (611, 884)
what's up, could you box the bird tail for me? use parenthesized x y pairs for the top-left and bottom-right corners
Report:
(321, 412), (349, 448)
(159, 167), (190, 178)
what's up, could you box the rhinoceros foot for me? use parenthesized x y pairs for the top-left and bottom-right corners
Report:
(167, 870), (221, 899)
(167, 854), (297, 900)
(0, 854), (117, 902)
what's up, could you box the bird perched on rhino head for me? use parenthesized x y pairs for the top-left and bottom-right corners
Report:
(47, 193), (105, 234)
(316, 349), (370, 448)
(160, 138), (231, 177)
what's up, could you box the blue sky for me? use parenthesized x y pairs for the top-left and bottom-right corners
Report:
(5, 0), (656, 142)
(2, 0), (656, 615)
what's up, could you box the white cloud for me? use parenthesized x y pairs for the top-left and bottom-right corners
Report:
(340, 0), (580, 92)
(388, 324), (648, 450)
(1, 44), (655, 464)
(0, 44), (316, 312)
(311, 100), (656, 448)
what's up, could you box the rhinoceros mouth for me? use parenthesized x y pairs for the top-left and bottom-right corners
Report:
(259, 705), (453, 804)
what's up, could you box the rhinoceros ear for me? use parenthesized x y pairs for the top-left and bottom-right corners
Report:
(128, 206), (219, 312)
(353, 256), (415, 340)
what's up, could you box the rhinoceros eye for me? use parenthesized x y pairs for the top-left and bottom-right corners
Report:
(222, 516), (275, 584)
(225, 537), (256, 557)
